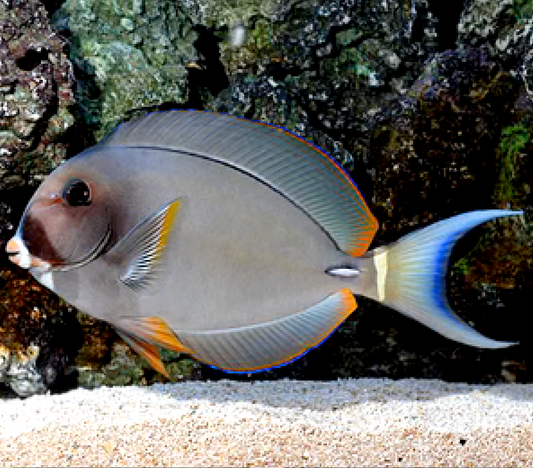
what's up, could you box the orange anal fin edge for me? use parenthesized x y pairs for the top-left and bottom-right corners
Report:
(115, 328), (169, 378)
(117, 316), (192, 354)
(225, 289), (357, 373)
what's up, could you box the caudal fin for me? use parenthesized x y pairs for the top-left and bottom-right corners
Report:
(362, 210), (522, 348)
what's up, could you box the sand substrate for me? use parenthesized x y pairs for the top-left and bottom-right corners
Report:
(1, 378), (532, 467)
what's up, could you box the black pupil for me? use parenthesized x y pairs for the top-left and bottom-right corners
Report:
(64, 179), (91, 206)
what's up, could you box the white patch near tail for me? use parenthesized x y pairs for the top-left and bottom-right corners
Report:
(372, 248), (389, 302)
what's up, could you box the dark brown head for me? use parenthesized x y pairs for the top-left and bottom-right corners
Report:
(7, 163), (114, 272)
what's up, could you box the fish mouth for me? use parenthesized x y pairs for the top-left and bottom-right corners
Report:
(6, 226), (112, 273)
(6, 236), (51, 271)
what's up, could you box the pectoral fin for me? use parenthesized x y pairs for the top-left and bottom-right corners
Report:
(174, 289), (356, 373)
(106, 199), (182, 292)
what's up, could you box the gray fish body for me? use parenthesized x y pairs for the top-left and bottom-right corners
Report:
(45, 145), (354, 332)
(8, 111), (521, 374)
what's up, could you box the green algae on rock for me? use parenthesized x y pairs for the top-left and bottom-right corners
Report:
(76, 342), (200, 389)
(496, 122), (532, 205)
(52, 0), (197, 140)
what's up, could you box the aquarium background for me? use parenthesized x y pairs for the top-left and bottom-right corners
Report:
(0, 0), (532, 396)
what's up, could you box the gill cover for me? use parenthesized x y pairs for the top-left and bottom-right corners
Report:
(17, 174), (112, 269)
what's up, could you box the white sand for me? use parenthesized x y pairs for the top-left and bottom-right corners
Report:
(1, 378), (533, 467)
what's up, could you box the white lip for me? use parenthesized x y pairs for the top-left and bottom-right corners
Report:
(6, 235), (51, 272)
(7, 224), (111, 273)
(6, 235), (31, 269)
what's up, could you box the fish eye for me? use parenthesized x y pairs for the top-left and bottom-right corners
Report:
(63, 179), (92, 207)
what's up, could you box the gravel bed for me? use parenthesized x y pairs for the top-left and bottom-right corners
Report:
(1, 378), (532, 466)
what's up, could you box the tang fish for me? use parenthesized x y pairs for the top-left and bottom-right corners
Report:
(6, 111), (522, 376)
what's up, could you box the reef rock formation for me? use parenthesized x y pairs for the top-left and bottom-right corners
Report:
(52, 0), (197, 141)
(2, 0), (533, 395)
(0, 0), (74, 223)
(0, 0), (79, 397)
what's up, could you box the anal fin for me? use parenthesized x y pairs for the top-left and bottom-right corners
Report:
(114, 328), (169, 378)
(174, 289), (357, 373)
(117, 316), (192, 353)
(114, 316), (193, 377)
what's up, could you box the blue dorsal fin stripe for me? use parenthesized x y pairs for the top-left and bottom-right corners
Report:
(102, 110), (378, 257)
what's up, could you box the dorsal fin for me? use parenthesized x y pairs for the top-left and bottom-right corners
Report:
(102, 110), (378, 256)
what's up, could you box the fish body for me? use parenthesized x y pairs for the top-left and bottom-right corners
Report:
(31, 144), (351, 327)
(6, 111), (522, 375)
